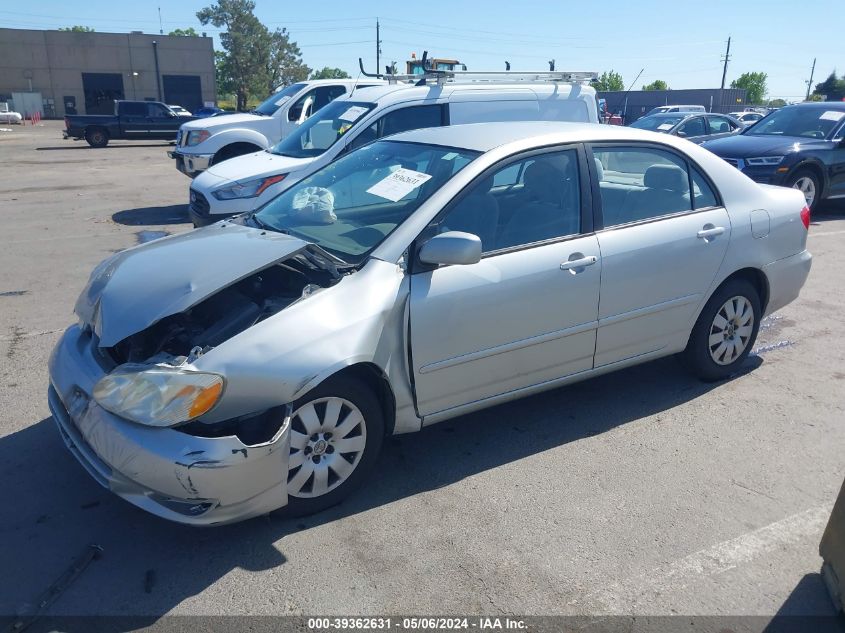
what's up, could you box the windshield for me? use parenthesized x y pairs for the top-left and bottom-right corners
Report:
(270, 100), (375, 159)
(630, 115), (684, 131)
(745, 106), (844, 139)
(254, 140), (480, 263)
(254, 83), (308, 116)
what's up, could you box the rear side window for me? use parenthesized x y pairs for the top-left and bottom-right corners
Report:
(593, 147), (692, 226)
(691, 167), (719, 209)
(677, 117), (706, 137)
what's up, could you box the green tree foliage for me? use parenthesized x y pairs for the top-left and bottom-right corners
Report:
(813, 71), (845, 101)
(806, 93), (824, 102)
(592, 71), (624, 92)
(198, 0), (309, 111)
(767, 98), (787, 108)
(311, 67), (351, 80)
(730, 71), (768, 104)
(168, 27), (199, 36)
(58, 26), (95, 32)
(642, 79), (670, 91)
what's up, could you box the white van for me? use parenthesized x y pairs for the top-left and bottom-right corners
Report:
(645, 104), (707, 116)
(170, 79), (383, 177)
(188, 77), (600, 225)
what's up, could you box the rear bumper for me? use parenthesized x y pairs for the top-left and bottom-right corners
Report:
(762, 249), (812, 316)
(48, 325), (290, 526)
(170, 149), (213, 178)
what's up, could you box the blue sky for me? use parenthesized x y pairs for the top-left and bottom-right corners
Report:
(2, 0), (841, 100)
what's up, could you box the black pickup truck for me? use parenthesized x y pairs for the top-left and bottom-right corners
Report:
(63, 100), (193, 147)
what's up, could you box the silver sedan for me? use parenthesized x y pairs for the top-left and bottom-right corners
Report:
(48, 122), (813, 525)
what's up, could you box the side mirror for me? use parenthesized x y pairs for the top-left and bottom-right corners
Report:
(676, 130), (687, 138)
(418, 231), (482, 266)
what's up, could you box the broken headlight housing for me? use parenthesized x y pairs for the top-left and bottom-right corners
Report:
(93, 365), (225, 427)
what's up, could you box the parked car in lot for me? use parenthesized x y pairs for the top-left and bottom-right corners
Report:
(645, 104), (706, 116)
(194, 106), (225, 118)
(188, 80), (601, 226)
(49, 121), (812, 525)
(630, 112), (742, 143)
(0, 108), (23, 124)
(702, 102), (845, 210)
(169, 105), (193, 117)
(171, 79), (382, 177)
(729, 111), (765, 125)
(63, 100), (192, 147)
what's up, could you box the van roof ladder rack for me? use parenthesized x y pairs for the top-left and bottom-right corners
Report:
(358, 55), (597, 87)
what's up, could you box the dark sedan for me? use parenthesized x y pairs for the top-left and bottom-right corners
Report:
(629, 112), (742, 144)
(702, 103), (845, 210)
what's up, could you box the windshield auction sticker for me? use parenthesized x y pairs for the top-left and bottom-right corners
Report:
(820, 110), (845, 122)
(339, 106), (370, 122)
(366, 168), (432, 202)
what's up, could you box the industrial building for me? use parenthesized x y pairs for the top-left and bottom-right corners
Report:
(597, 88), (749, 123)
(0, 28), (216, 118)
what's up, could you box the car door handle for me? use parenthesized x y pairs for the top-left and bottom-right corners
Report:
(560, 255), (598, 271)
(697, 226), (726, 239)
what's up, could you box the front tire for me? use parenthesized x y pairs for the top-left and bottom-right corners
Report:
(787, 168), (820, 211)
(85, 127), (109, 148)
(280, 374), (385, 517)
(683, 279), (761, 382)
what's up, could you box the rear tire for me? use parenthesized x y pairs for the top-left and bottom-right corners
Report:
(277, 374), (385, 518)
(787, 168), (821, 212)
(85, 127), (109, 148)
(683, 279), (761, 382)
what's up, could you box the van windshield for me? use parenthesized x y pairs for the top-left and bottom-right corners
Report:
(254, 83), (308, 116)
(270, 100), (375, 159)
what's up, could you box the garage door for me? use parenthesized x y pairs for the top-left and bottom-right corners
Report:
(162, 75), (203, 113)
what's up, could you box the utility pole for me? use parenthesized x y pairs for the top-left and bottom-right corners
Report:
(805, 57), (816, 100)
(719, 36), (731, 110)
(158, 6), (163, 35)
(376, 19), (381, 75)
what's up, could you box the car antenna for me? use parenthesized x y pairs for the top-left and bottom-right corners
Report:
(349, 70), (363, 98)
(608, 67), (644, 123)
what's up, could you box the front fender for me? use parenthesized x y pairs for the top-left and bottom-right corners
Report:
(197, 128), (271, 155)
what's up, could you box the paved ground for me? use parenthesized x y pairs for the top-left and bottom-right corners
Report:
(0, 122), (843, 621)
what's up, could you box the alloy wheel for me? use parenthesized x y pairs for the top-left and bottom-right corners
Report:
(287, 397), (367, 499)
(708, 296), (755, 366)
(792, 176), (816, 208)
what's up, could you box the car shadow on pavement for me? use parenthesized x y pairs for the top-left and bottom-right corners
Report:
(111, 205), (190, 226)
(35, 144), (174, 151)
(0, 355), (761, 628)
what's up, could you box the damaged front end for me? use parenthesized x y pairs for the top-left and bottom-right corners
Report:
(49, 223), (348, 524)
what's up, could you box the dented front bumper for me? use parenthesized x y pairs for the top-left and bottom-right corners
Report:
(48, 325), (290, 526)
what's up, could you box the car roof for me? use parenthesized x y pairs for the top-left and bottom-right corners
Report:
(388, 120), (697, 152)
(641, 112), (700, 119)
(784, 101), (845, 111)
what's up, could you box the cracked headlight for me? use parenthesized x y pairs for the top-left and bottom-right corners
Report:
(93, 365), (225, 427)
(745, 156), (785, 166)
(212, 174), (287, 200)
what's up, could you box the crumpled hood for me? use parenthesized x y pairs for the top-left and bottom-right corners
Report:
(180, 112), (268, 132)
(76, 224), (310, 348)
(701, 133), (831, 158)
(202, 150), (315, 182)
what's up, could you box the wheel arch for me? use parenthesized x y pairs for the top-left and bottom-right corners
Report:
(213, 141), (264, 165)
(712, 267), (770, 314)
(788, 160), (827, 198)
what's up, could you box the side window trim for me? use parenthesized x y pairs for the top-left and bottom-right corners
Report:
(411, 142), (591, 271)
(586, 141), (725, 231)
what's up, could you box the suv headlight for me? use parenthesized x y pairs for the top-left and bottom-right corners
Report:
(212, 174), (287, 200)
(93, 365), (224, 427)
(745, 156), (784, 166)
(186, 130), (210, 146)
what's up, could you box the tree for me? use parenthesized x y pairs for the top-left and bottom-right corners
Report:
(264, 28), (310, 95)
(806, 93), (824, 102)
(592, 71), (624, 92)
(58, 26), (95, 32)
(311, 67), (351, 80)
(813, 71), (845, 101)
(169, 27), (199, 36)
(198, 0), (309, 110)
(767, 98), (787, 108)
(642, 79), (670, 91)
(731, 71), (768, 104)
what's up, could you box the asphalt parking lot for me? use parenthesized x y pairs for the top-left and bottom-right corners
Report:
(1, 121), (844, 622)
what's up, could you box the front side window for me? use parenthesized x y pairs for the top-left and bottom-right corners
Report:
(271, 100), (376, 159)
(255, 141), (479, 263)
(254, 83), (309, 116)
(348, 105), (444, 151)
(147, 103), (169, 118)
(437, 150), (581, 253)
(594, 147), (692, 226)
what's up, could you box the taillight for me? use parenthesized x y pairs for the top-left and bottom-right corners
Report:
(800, 205), (810, 229)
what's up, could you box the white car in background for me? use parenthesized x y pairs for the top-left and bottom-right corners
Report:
(0, 109), (23, 124)
(170, 79), (382, 177)
(49, 121), (812, 524)
(169, 105), (193, 117)
(187, 80), (601, 226)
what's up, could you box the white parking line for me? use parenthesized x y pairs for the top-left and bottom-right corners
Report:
(811, 229), (845, 238)
(570, 504), (832, 614)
